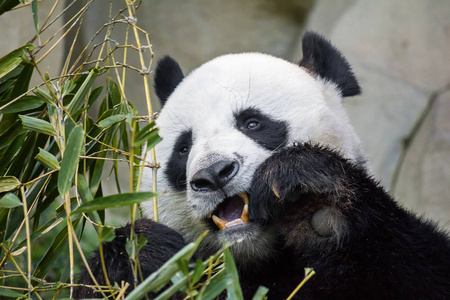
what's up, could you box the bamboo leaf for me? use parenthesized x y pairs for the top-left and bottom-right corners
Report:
(62, 79), (76, 97)
(0, 120), (22, 151)
(33, 218), (80, 278)
(0, 95), (44, 114)
(87, 85), (103, 107)
(224, 247), (244, 299)
(0, 193), (22, 208)
(98, 114), (127, 128)
(134, 127), (161, 148)
(10, 61), (34, 98)
(31, 0), (39, 39)
(252, 286), (269, 300)
(192, 259), (206, 285)
(71, 191), (158, 214)
(20, 115), (57, 136)
(34, 87), (56, 106)
(124, 232), (206, 300)
(35, 147), (60, 170)
(58, 125), (84, 196)
(67, 68), (100, 115)
(0, 44), (34, 80)
(0, 176), (21, 193)
(197, 270), (230, 300)
(0, 287), (22, 297)
(99, 226), (115, 243)
(76, 175), (93, 202)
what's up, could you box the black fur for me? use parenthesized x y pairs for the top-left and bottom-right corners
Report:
(299, 32), (361, 97)
(154, 56), (184, 107)
(165, 130), (192, 190)
(246, 144), (450, 299)
(234, 107), (288, 151)
(74, 219), (186, 299)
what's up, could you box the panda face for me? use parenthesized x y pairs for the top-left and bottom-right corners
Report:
(142, 34), (368, 262)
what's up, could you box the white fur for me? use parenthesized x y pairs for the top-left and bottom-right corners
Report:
(141, 53), (369, 261)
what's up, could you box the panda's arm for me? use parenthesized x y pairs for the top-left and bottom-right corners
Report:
(74, 219), (187, 299)
(248, 144), (450, 298)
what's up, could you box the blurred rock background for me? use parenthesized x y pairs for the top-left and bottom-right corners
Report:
(1, 0), (449, 229)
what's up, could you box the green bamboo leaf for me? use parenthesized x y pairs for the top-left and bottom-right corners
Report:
(108, 78), (121, 106)
(197, 270), (230, 300)
(192, 259), (206, 285)
(35, 147), (60, 170)
(224, 247), (244, 299)
(62, 79), (76, 97)
(20, 115), (57, 136)
(87, 85), (103, 106)
(98, 114), (127, 128)
(137, 235), (147, 252)
(33, 218), (80, 278)
(153, 275), (189, 300)
(67, 68), (100, 115)
(0, 120), (22, 151)
(0, 287), (23, 297)
(252, 286), (269, 300)
(58, 125), (84, 196)
(133, 127), (162, 148)
(99, 226), (115, 243)
(76, 175), (93, 203)
(34, 87), (55, 106)
(0, 193), (22, 208)
(125, 232), (206, 300)
(0, 176), (21, 193)
(71, 191), (158, 214)
(0, 132), (26, 173)
(10, 61), (34, 98)
(0, 44), (34, 80)
(31, 0), (39, 39)
(14, 217), (64, 252)
(0, 95), (44, 114)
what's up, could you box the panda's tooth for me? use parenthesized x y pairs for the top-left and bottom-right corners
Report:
(208, 212), (212, 218)
(241, 204), (249, 223)
(239, 192), (249, 204)
(212, 215), (227, 230)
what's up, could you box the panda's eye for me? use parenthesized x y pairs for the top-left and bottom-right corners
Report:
(245, 119), (260, 130)
(179, 146), (189, 155)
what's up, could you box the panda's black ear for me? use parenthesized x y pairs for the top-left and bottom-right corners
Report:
(299, 31), (361, 97)
(154, 56), (184, 107)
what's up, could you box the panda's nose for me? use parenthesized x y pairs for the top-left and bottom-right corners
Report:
(190, 160), (239, 192)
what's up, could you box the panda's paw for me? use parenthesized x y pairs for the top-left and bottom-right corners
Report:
(249, 143), (352, 223)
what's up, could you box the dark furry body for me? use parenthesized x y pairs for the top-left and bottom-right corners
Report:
(76, 144), (450, 299)
(74, 219), (186, 299)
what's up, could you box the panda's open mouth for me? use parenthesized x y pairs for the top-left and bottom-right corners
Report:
(209, 193), (249, 230)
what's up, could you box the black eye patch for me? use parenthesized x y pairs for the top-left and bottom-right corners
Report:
(234, 107), (288, 151)
(165, 130), (192, 191)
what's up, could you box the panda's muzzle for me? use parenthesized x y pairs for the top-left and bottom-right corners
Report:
(210, 193), (249, 230)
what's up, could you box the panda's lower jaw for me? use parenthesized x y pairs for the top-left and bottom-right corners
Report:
(209, 192), (250, 230)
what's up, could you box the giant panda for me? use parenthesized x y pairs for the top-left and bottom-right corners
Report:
(75, 32), (450, 299)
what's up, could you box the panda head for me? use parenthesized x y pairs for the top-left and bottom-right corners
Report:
(141, 32), (368, 263)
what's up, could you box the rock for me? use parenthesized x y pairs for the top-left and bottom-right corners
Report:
(394, 90), (450, 230)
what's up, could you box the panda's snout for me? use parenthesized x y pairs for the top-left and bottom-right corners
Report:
(190, 160), (239, 192)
